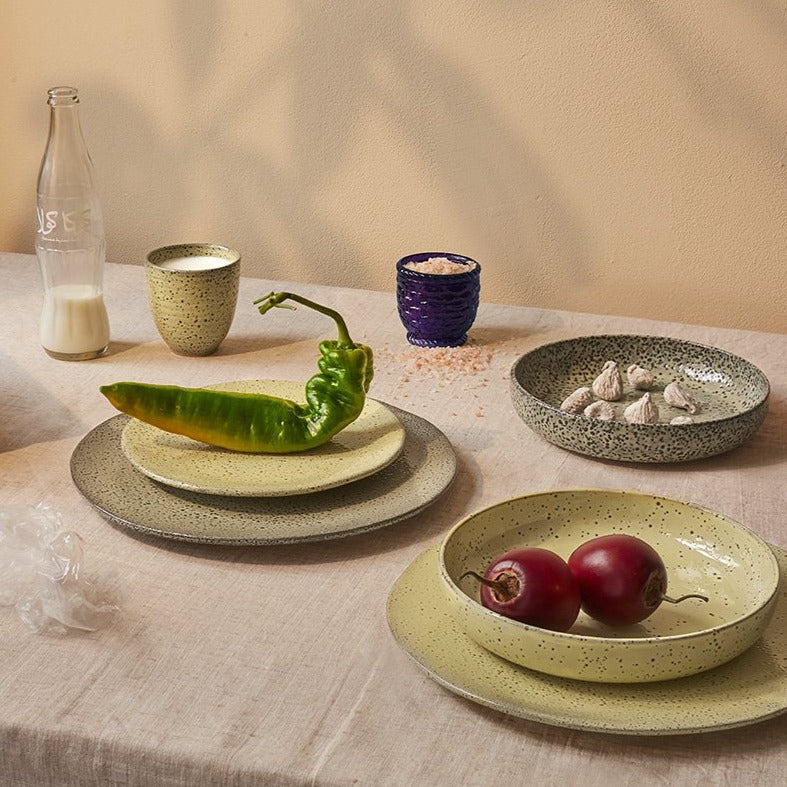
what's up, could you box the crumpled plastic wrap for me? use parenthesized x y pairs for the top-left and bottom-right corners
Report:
(0, 502), (120, 634)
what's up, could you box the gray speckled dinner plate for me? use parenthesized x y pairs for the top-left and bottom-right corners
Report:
(120, 381), (406, 497)
(510, 335), (769, 463)
(70, 406), (455, 545)
(387, 545), (787, 735)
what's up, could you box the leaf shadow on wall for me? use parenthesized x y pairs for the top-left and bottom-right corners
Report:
(628, 2), (787, 160)
(93, 2), (590, 295)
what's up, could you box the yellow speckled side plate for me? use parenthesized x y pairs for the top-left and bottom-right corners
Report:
(120, 380), (405, 497)
(386, 546), (787, 735)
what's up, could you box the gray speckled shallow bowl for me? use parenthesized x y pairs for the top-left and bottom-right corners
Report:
(510, 335), (770, 463)
(387, 545), (787, 735)
(438, 490), (780, 683)
(70, 406), (455, 545)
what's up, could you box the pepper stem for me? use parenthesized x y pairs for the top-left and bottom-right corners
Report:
(253, 292), (354, 347)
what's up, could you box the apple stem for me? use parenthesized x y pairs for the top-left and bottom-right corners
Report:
(662, 592), (709, 604)
(460, 570), (519, 602)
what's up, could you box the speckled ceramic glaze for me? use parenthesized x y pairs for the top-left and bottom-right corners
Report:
(396, 252), (481, 347)
(438, 490), (779, 683)
(70, 406), (456, 545)
(510, 335), (769, 463)
(146, 244), (240, 356)
(387, 545), (787, 735)
(120, 380), (406, 497)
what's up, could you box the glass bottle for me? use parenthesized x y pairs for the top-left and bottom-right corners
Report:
(36, 86), (110, 360)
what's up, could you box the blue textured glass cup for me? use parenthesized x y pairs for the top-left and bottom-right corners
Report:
(396, 252), (481, 347)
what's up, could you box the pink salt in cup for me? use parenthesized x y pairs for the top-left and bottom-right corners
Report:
(395, 252), (481, 347)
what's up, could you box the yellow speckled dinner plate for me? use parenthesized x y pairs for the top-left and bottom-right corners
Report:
(386, 546), (787, 735)
(120, 380), (405, 497)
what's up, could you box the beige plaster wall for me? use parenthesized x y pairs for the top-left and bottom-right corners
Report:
(2, 1), (785, 332)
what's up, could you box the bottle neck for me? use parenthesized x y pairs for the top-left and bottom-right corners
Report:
(39, 86), (96, 195)
(47, 87), (84, 143)
(48, 102), (84, 144)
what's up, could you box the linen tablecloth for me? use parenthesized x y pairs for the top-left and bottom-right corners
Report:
(1, 252), (785, 786)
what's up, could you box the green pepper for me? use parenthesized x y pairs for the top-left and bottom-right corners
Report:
(99, 292), (373, 453)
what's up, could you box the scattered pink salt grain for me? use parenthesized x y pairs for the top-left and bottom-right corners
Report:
(376, 342), (493, 384)
(403, 257), (476, 275)
(372, 341), (499, 418)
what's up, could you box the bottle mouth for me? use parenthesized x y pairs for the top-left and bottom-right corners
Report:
(47, 86), (79, 106)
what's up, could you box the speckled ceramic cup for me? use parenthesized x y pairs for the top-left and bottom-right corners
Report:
(146, 243), (240, 356)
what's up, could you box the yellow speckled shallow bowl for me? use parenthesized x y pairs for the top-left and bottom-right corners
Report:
(387, 545), (787, 735)
(120, 380), (405, 497)
(438, 490), (780, 683)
